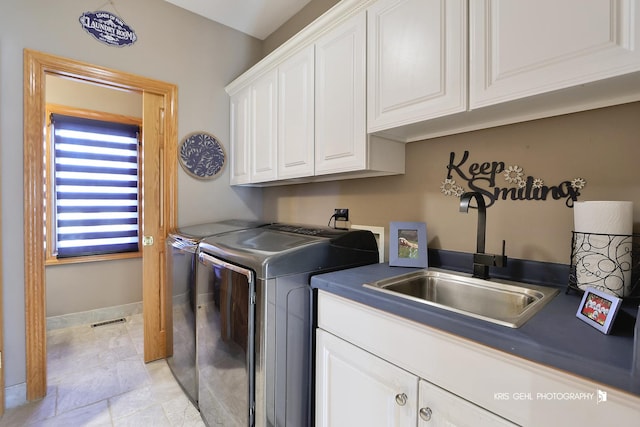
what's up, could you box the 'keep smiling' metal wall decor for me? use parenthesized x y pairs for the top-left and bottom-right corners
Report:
(441, 151), (586, 208)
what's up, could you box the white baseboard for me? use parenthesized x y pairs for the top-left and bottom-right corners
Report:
(46, 301), (143, 330)
(5, 382), (27, 409)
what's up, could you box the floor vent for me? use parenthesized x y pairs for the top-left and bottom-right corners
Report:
(91, 318), (126, 328)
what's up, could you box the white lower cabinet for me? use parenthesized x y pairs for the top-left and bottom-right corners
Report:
(316, 290), (640, 427)
(316, 329), (516, 427)
(316, 329), (417, 427)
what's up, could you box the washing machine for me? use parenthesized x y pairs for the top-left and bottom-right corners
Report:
(165, 219), (268, 406)
(195, 224), (380, 426)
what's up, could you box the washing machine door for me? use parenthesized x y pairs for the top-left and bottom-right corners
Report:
(197, 252), (255, 427)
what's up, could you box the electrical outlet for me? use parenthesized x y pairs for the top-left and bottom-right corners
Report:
(334, 208), (349, 221)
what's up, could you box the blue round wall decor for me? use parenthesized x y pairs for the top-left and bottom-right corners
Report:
(179, 132), (226, 180)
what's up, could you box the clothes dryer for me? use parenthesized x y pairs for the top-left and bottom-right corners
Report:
(165, 219), (267, 406)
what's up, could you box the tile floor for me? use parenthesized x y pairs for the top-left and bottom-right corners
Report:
(0, 314), (205, 426)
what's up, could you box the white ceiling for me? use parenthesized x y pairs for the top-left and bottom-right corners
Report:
(163, 0), (313, 40)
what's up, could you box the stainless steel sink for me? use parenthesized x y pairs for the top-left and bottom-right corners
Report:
(364, 269), (559, 328)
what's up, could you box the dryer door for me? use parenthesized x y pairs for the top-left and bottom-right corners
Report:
(197, 252), (255, 426)
(166, 237), (198, 406)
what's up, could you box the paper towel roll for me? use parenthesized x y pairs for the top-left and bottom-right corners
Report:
(573, 201), (633, 297)
(574, 201), (633, 235)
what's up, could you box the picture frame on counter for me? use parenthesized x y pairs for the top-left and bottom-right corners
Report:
(389, 221), (427, 268)
(576, 287), (622, 334)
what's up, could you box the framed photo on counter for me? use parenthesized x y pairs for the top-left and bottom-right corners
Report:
(575, 287), (622, 334)
(389, 222), (427, 268)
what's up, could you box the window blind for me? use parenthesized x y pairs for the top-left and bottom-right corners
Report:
(51, 113), (140, 258)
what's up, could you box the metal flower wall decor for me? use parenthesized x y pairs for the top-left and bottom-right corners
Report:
(178, 132), (226, 180)
(441, 151), (586, 208)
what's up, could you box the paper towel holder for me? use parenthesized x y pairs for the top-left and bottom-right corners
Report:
(567, 231), (639, 300)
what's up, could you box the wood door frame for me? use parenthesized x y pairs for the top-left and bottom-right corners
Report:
(23, 49), (177, 400)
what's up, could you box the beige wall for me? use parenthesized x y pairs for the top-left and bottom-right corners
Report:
(264, 102), (640, 264)
(46, 75), (142, 117)
(262, 0), (339, 56)
(46, 261), (142, 317)
(0, 0), (263, 387)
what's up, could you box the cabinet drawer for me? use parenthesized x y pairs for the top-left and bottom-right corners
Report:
(418, 379), (516, 426)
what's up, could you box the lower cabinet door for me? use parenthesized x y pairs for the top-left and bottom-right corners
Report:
(418, 380), (517, 426)
(315, 329), (417, 427)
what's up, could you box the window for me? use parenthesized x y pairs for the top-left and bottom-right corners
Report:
(46, 109), (142, 262)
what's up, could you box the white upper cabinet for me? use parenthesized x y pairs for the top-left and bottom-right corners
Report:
(470, 0), (640, 108)
(250, 69), (278, 183)
(315, 11), (367, 175)
(229, 86), (251, 185)
(278, 45), (315, 179)
(367, 0), (466, 132)
(226, 0), (404, 186)
(229, 0), (640, 162)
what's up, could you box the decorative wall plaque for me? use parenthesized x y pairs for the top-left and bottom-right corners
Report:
(178, 132), (226, 180)
(79, 11), (137, 47)
(441, 150), (587, 208)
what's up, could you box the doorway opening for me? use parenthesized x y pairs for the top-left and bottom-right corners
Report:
(24, 49), (178, 400)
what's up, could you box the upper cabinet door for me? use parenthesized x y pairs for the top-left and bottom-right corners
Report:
(367, 0), (467, 133)
(278, 45), (315, 179)
(315, 11), (367, 175)
(470, 0), (640, 108)
(229, 86), (251, 185)
(251, 69), (278, 183)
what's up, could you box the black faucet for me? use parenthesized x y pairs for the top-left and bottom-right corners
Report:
(459, 192), (507, 279)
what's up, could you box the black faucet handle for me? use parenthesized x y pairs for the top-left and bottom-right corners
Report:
(494, 254), (508, 268)
(495, 240), (508, 267)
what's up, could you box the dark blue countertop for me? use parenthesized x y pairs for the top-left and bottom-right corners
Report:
(311, 263), (640, 397)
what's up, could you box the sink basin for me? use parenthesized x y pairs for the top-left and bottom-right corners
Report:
(364, 269), (559, 328)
